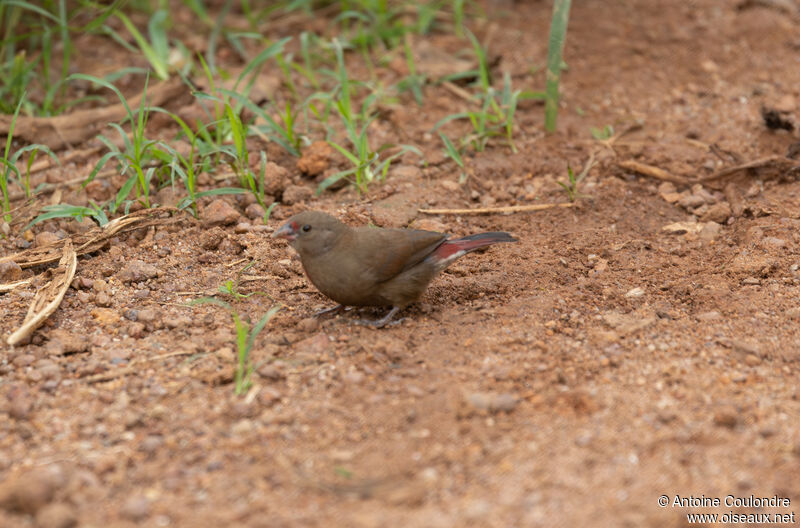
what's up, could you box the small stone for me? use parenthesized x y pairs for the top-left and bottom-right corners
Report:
(439, 180), (460, 192)
(127, 322), (146, 338)
(91, 308), (121, 326)
(731, 339), (760, 356)
(744, 354), (761, 367)
(120, 495), (150, 522)
(203, 199), (240, 226)
(297, 141), (333, 176)
(281, 184), (313, 205)
(48, 330), (88, 354)
(713, 406), (738, 428)
(35, 232), (60, 247)
(0, 261), (23, 281)
(257, 364), (285, 380)
(699, 202), (731, 223)
(136, 308), (159, 324)
(699, 221), (722, 241)
(200, 228), (225, 250)
(231, 419), (256, 436)
(118, 260), (159, 283)
(787, 307), (800, 319)
(0, 465), (64, 514)
(36, 502), (77, 528)
(234, 222), (251, 234)
(165, 316), (191, 329)
(95, 291), (111, 307)
(467, 392), (518, 413)
(774, 94), (797, 113)
(344, 371), (365, 384)
(678, 194), (706, 210)
(625, 287), (645, 298)
(245, 203), (266, 220)
(697, 311), (721, 321)
(261, 162), (290, 195)
(36, 360), (60, 380)
(701, 59), (718, 73)
(297, 317), (319, 332)
(762, 237), (787, 248)
(139, 435), (164, 454)
(6, 384), (33, 420)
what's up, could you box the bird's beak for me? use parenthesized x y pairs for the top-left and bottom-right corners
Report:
(272, 222), (297, 242)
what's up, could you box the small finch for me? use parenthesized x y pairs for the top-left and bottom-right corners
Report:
(272, 211), (517, 327)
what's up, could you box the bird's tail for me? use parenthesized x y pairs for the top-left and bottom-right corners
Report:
(432, 232), (517, 262)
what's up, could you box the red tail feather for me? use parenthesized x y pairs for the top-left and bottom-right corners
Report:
(433, 232), (517, 259)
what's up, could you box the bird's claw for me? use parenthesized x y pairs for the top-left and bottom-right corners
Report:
(313, 304), (346, 318)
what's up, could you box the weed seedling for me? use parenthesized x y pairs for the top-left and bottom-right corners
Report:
(190, 297), (281, 395)
(590, 125), (614, 141)
(557, 163), (594, 202)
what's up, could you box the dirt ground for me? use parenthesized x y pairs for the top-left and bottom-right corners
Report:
(2, 0), (800, 526)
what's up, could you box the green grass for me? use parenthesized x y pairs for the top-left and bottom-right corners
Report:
(190, 297), (281, 395)
(544, 0), (572, 132)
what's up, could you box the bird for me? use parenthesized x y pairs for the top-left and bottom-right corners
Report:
(272, 211), (517, 327)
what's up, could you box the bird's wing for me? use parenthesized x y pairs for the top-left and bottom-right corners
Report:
(353, 227), (446, 283)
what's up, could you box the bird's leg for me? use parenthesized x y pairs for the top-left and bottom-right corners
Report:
(356, 306), (402, 328)
(314, 304), (346, 318)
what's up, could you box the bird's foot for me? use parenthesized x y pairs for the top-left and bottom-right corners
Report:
(314, 304), (347, 318)
(354, 306), (402, 329)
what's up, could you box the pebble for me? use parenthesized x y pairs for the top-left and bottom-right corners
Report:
(203, 199), (240, 226)
(165, 316), (191, 329)
(678, 194), (705, 210)
(139, 435), (164, 454)
(697, 311), (721, 321)
(35, 232), (60, 247)
(0, 465), (65, 514)
(713, 406), (739, 428)
(744, 354), (761, 367)
(297, 317), (319, 332)
(257, 364), (285, 380)
(231, 419), (256, 436)
(118, 260), (159, 283)
(282, 184), (313, 205)
(6, 384), (33, 420)
(35, 503), (77, 528)
(762, 237), (787, 248)
(0, 261), (23, 281)
(128, 322), (146, 338)
(120, 495), (150, 522)
(731, 339), (760, 356)
(699, 221), (722, 241)
(624, 287), (645, 298)
(95, 291), (111, 307)
(466, 392), (518, 413)
(439, 180), (460, 192)
(343, 371), (365, 384)
(234, 222), (251, 233)
(137, 308), (159, 324)
(245, 203), (266, 220)
(699, 202), (731, 223)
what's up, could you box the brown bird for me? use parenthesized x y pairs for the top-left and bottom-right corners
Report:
(272, 211), (517, 327)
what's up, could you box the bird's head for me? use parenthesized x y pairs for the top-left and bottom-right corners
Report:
(272, 211), (347, 256)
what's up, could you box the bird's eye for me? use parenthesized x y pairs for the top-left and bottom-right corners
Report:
(302, 224), (312, 232)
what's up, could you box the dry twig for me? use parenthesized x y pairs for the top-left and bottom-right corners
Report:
(617, 159), (691, 185)
(7, 241), (76, 346)
(419, 203), (575, 215)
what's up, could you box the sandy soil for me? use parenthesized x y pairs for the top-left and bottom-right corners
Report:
(1, 0), (800, 526)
